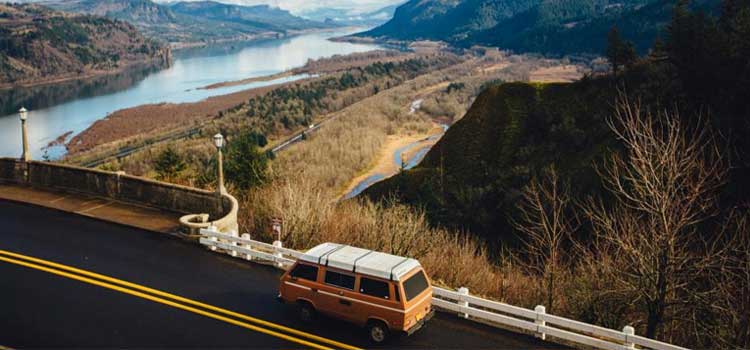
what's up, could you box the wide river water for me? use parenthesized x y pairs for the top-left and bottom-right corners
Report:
(0, 29), (380, 159)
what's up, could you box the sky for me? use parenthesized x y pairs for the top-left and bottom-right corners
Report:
(155, 0), (406, 14)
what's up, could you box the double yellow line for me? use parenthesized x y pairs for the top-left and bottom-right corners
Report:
(0, 249), (360, 350)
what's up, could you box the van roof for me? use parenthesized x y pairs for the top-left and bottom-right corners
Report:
(299, 243), (422, 281)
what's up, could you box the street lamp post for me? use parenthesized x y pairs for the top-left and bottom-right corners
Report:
(19, 107), (30, 162)
(213, 133), (226, 195)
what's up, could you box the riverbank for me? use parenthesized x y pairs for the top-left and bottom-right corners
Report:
(65, 76), (313, 156)
(340, 123), (446, 199)
(0, 59), (171, 91)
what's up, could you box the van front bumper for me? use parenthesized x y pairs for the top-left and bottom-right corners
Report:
(406, 309), (435, 336)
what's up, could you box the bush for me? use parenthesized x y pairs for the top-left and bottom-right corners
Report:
(225, 131), (270, 191)
(153, 146), (186, 182)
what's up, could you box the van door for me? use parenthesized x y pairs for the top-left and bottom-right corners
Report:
(319, 269), (357, 321)
(356, 276), (402, 328)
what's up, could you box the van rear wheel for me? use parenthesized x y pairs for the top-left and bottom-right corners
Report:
(367, 320), (389, 344)
(298, 301), (315, 322)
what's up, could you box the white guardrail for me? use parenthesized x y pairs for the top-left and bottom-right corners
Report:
(198, 228), (688, 350)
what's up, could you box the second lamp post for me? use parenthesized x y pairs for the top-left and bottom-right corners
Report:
(213, 133), (227, 195)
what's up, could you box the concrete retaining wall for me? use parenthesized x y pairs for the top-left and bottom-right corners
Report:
(0, 158), (236, 230)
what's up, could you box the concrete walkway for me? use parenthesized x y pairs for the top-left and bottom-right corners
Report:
(0, 184), (181, 234)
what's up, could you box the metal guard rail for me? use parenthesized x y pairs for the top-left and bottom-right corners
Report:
(198, 228), (689, 350)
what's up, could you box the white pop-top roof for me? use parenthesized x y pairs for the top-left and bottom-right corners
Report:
(299, 243), (422, 281)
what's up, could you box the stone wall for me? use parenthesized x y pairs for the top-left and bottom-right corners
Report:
(0, 158), (25, 184)
(0, 158), (234, 228)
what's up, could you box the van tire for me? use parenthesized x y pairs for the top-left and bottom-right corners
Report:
(298, 301), (315, 322)
(367, 320), (389, 344)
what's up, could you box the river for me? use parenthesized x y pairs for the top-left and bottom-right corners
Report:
(0, 29), (380, 159)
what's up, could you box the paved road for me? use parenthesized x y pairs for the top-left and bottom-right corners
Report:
(0, 200), (561, 349)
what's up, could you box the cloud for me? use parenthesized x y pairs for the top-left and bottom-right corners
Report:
(154, 0), (405, 15)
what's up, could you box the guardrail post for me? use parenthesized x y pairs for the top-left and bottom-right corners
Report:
(457, 287), (469, 319)
(623, 325), (636, 350)
(241, 233), (253, 261)
(273, 240), (284, 268)
(208, 225), (218, 251)
(534, 305), (546, 340)
(229, 230), (239, 257)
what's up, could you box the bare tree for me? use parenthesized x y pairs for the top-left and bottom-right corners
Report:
(584, 95), (727, 339)
(691, 209), (750, 348)
(512, 166), (579, 312)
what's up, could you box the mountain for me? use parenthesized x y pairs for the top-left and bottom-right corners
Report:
(169, 2), (327, 31)
(48, 0), (334, 46)
(360, 0), (721, 55)
(299, 3), (401, 27)
(51, 0), (176, 24)
(0, 3), (171, 86)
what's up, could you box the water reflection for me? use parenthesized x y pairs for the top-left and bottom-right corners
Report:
(0, 64), (162, 117)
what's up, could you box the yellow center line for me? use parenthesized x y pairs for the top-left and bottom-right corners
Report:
(0, 250), (360, 350)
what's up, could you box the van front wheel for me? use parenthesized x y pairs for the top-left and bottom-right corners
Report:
(367, 320), (389, 344)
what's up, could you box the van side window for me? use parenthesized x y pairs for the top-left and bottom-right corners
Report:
(290, 263), (318, 281)
(393, 284), (401, 302)
(359, 277), (390, 299)
(324, 270), (355, 290)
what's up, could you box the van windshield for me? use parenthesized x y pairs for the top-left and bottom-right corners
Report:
(403, 270), (429, 301)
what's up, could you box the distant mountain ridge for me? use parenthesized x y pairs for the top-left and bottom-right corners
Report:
(361, 0), (721, 55)
(47, 0), (334, 46)
(299, 3), (401, 27)
(0, 3), (171, 86)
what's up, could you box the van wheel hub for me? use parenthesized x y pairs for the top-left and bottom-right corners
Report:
(370, 325), (386, 342)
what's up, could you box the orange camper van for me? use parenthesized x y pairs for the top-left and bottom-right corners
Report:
(277, 243), (434, 343)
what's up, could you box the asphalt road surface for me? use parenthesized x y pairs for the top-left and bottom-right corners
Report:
(0, 200), (563, 349)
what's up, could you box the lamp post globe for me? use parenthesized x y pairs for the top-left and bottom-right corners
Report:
(213, 133), (224, 149)
(19, 107), (28, 121)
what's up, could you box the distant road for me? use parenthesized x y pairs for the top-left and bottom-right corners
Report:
(0, 200), (562, 349)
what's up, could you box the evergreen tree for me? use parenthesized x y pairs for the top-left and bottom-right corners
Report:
(154, 146), (186, 182)
(225, 131), (270, 191)
(606, 25), (638, 75)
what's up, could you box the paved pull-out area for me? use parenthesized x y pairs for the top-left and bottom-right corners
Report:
(0, 200), (565, 349)
(0, 184), (181, 233)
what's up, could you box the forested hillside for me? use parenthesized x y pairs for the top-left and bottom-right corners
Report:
(361, 0), (722, 55)
(0, 3), (170, 86)
(365, 0), (750, 245)
(364, 2), (749, 347)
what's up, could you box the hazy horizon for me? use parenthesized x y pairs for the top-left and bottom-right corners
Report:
(151, 0), (405, 15)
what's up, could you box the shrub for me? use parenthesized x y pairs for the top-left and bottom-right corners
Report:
(153, 146), (186, 182)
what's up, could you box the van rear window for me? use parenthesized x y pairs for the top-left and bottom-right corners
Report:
(290, 263), (318, 281)
(403, 270), (429, 301)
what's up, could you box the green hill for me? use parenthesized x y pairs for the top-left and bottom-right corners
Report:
(364, 80), (618, 243)
(0, 3), (170, 86)
(364, 0), (750, 243)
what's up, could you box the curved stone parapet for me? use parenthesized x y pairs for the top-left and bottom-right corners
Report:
(212, 193), (239, 234)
